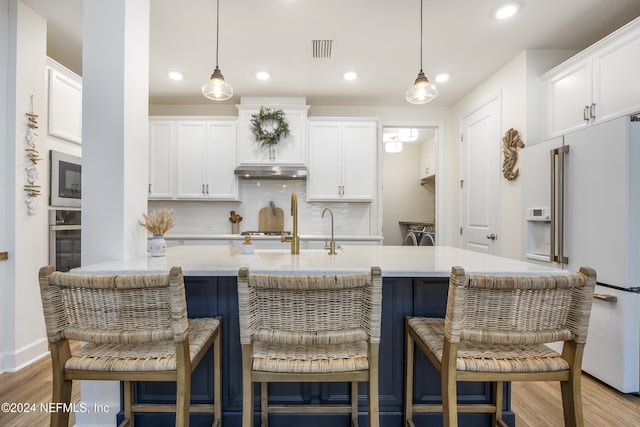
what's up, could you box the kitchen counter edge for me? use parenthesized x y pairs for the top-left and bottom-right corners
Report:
(72, 245), (567, 278)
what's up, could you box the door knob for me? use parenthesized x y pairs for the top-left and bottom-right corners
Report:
(486, 233), (497, 240)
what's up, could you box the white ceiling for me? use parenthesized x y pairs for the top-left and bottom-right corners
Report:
(22, 0), (640, 107)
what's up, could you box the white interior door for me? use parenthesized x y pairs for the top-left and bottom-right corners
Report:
(459, 97), (501, 254)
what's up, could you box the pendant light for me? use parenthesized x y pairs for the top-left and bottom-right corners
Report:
(406, 0), (437, 104)
(385, 136), (403, 153)
(202, 0), (233, 101)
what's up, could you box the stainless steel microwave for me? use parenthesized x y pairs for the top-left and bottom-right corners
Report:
(50, 150), (81, 208)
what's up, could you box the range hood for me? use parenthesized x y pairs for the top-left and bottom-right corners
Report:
(234, 165), (307, 180)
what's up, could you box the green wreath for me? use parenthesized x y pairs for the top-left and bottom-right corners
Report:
(250, 107), (290, 148)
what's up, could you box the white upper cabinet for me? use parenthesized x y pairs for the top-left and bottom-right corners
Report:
(542, 18), (640, 138)
(176, 121), (209, 199)
(542, 58), (592, 138)
(236, 105), (309, 165)
(204, 120), (238, 199)
(148, 118), (238, 201)
(307, 119), (377, 202)
(592, 29), (640, 123)
(47, 60), (82, 144)
(148, 121), (174, 199)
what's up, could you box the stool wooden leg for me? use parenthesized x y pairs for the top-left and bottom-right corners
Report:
(50, 342), (72, 427)
(242, 347), (253, 427)
(213, 325), (222, 427)
(50, 376), (72, 427)
(441, 341), (458, 427)
(351, 381), (358, 427)
(176, 369), (191, 426)
(369, 343), (380, 427)
(404, 322), (415, 427)
(561, 342), (585, 427)
(493, 381), (504, 426)
(123, 381), (134, 427)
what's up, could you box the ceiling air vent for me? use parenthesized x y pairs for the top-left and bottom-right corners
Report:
(312, 39), (333, 59)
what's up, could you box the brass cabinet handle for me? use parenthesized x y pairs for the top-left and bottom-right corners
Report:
(583, 105), (589, 121)
(589, 103), (596, 119)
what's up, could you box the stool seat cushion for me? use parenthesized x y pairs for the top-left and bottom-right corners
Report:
(408, 317), (570, 373)
(64, 318), (220, 372)
(252, 339), (370, 373)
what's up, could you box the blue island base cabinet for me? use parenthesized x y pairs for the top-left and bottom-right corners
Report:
(121, 276), (515, 427)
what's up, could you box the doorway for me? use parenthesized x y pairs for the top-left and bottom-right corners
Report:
(381, 124), (442, 246)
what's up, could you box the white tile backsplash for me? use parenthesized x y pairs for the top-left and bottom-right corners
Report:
(148, 180), (372, 236)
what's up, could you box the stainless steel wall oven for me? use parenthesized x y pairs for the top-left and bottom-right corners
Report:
(49, 209), (81, 272)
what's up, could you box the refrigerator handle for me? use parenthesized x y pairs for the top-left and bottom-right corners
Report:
(558, 145), (569, 264)
(550, 149), (556, 263)
(550, 145), (570, 264)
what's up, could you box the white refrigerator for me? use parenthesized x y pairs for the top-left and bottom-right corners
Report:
(520, 115), (640, 393)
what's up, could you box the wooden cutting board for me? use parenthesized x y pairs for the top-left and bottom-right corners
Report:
(258, 201), (284, 232)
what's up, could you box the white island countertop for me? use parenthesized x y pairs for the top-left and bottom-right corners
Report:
(73, 245), (566, 277)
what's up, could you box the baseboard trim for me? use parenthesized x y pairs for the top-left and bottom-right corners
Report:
(2, 337), (49, 373)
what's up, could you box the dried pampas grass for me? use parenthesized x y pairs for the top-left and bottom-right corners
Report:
(139, 208), (174, 235)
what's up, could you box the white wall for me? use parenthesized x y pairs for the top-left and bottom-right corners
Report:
(1, 0), (49, 373)
(0, 0), (10, 374)
(450, 50), (575, 260)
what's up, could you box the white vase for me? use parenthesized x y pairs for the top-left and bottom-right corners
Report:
(148, 235), (166, 257)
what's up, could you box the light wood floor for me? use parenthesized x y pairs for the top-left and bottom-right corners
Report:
(0, 349), (80, 427)
(1, 352), (638, 426)
(512, 375), (640, 426)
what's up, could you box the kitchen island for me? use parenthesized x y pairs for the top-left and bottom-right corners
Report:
(74, 245), (565, 427)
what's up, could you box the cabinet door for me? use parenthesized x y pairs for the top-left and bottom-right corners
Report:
(237, 107), (307, 165)
(543, 58), (592, 138)
(307, 122), (342, 200)
(48, 66), (82, 143)
(593, 30), (640, 123)
(148, 121), (175, 199)
(176, 121), (207, 199)
(205, 120), (238, 200)
(341, 122), (377, 201)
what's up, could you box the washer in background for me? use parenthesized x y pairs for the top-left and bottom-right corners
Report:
(403, 225), (436, 246)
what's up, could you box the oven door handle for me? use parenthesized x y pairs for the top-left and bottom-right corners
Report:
(50, 225), (81, 231)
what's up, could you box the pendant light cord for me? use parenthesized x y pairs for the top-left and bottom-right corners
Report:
(419, 0), (423, 71)
(216, 0), (220, 68)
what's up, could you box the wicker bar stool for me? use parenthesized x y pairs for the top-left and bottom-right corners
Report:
(404, 266), (596, 427)
(237, 267), (382, 427)
(38, 266), (222, 427)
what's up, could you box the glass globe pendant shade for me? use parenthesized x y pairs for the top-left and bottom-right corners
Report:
(385, 140), (403, 153)
(202, 66), (233, 101)
(406, 70), (438, 104)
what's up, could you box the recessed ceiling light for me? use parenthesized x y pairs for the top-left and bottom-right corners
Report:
(435, 73), (450, 83)
(494, 2), (520, 20)
(256, 71), (270, 81)
(168, 71), (183, 81)
(344, 71), (358, 81)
